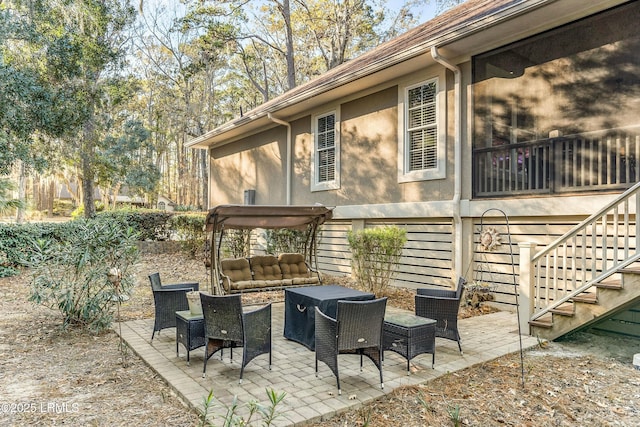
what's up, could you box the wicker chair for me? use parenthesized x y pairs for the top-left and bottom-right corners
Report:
(149, 272), (199, 340)
(200, 293), (272, 383)
(415, 277), (466, 354)
(314, 297), (387, 395)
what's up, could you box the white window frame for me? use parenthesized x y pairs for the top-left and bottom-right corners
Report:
(397, 74), (446, 182)
(311, 109), (340, 191)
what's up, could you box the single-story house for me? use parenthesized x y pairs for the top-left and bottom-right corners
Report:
(188, 0), (640, 338)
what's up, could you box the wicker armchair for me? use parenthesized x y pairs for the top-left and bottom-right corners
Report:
(314, 297), (387, 395)
(415, 277), (466, 354)
(200, 293), (272, 383)
(149, 273), (199, 340)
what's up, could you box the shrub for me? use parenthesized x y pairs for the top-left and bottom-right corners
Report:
(170, 213), (207, 257)
(70, 201), (105, 219)
(347, 226), (407, 295)
(28, 217), (139, 332)
(96, 209), (173, 241)
(0, 222), (78, 277)
(264, 228), (307, 255)
(221, 229), (252, 258)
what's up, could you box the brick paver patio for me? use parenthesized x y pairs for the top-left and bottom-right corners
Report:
(117, 302), (539, 426)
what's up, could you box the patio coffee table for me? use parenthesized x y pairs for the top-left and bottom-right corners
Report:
(176, 310), (205, 365)
(284, 285), (375, 350)
(383, 312), (436, 374)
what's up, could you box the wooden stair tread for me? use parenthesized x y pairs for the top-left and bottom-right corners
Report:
(618, 267), (640, 274)
(529, 313), (553, 328)
(549, 302), (574, 316)
(596, 279), (622, 289)
(570, 292), (597, 303)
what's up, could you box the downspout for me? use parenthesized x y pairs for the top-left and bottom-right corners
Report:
(267, 113), (292, 205)
(431, 46), (463, 279)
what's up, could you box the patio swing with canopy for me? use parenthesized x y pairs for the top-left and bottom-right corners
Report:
(203, 204), (334, 295)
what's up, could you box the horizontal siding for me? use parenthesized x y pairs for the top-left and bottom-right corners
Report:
(472, 218), (579, 309)
(367, 220), (454, 289)
(316, 219), (456, 290)
(317, 221), (352, 276)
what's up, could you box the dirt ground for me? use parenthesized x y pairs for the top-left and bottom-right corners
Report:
(1, 252), (639, 426)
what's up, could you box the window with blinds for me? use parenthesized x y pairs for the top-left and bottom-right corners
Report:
(407, 81), (437, 171)
(316, 113), (336, 183)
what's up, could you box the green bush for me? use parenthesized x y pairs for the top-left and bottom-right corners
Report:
(347, 226), (407, 295)
(174, 204), (200, 212)
(0, 222), (78, 277)
(70, 201), (106, 219)
(264, 228), (307, 255)
(28, 217), (139, 332)
(96, 209), (173, 241)
(221, 229), (252, 258)
(169, 213), (207, 257)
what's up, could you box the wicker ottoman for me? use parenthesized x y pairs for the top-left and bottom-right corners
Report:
(383, 312), (436, 374)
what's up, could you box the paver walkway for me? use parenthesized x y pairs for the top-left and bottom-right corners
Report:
(117, 303), (539, 426)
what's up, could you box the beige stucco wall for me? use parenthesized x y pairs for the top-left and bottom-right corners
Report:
(209, 126), (288, 205)
(208, 63), (463, 208)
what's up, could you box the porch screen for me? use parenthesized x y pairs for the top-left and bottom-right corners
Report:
(472, 2), (640, 196)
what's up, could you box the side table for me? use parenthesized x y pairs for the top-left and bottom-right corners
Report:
(383, 312), (436, 375)
(176, 310), (205, 365)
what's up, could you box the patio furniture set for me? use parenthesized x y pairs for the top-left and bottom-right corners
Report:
(149, 273), (465, 394)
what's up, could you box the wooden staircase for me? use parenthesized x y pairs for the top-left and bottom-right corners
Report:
(526, 181), (640, 341)
(529, 269), (640, 340)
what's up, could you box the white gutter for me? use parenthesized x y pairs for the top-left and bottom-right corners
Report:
(431, 46), (463, 280)
(267, 113), (292, 205)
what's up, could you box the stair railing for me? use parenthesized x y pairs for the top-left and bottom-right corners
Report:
(525, 181), (640, 323)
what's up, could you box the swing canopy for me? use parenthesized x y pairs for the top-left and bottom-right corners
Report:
(204, 204), (334, 294)
(204, 204), (334, 232)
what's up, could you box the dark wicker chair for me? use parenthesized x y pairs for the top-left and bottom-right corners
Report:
(200, 293), (272, 383)
(415, 277), (466, 354)
(149, 272), (199, 340)
(314, 297), (387, 395)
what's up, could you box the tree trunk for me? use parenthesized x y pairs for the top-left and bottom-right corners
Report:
(282, 0), (296, 90)
(48, 179), (54, 217)
(15, 161), (26, 224)
(82, 120), (96, 219)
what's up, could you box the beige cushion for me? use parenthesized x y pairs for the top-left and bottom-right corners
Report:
(279, 253), (311, 279)
(292, 277), (319, 285)
(230, 280), (254, 291)
(221, 258), (252, 284)
(250, 256), (282, 280)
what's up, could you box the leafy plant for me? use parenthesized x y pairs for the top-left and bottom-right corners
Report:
(28, 217), (139, 332)
(0, 177), (24, 215)
(447, 404), (462, 427)
(96, 209), (173, 241)
(199, 387), (286, 426)
(221, 229), (252, 258)
(0, 221), (78, 277)
(347, 225), (407, 294)
(170, 213), (207, 257)
(264, 228), (307, 254)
